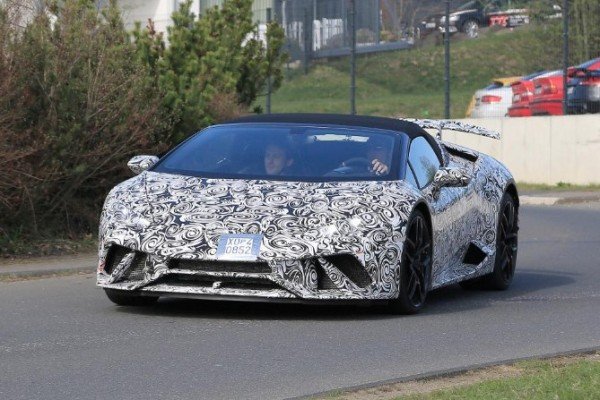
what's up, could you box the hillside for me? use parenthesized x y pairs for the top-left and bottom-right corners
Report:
(264, 25), (562, 118)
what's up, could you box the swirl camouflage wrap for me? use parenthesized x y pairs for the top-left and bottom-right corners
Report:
(97, 145), (515, 303)
(97, 115), (517, 308)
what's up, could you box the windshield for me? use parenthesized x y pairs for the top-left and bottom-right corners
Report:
(153, 123), (406, 182)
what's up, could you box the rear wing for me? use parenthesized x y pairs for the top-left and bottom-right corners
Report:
(398, 118), (501, 140)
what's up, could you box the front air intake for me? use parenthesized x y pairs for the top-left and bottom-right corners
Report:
(323, 254), (372, 288)
(104, 244), (129, 274)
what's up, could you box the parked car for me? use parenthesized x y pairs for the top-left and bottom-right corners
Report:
(468, 76), (522, 118)
(420, 0), (522, 39)
(97, 114), (518, 314)
(531, 58), (600, 116)
(507, 71), (556, 117)
(567, 62), (600, 114)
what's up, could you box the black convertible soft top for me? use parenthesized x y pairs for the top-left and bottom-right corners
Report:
(224, 113), (427, 137)
(223, 113), (442, 161)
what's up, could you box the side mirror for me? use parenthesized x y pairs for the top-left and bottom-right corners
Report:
(127, 155), (159, 175)
(433, 167), (471, 188)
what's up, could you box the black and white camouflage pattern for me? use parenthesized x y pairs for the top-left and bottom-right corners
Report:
(400, 118), (501, 140)
(97, 140), (515, 301)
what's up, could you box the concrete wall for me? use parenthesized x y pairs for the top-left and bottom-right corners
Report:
(440, 115), (600, 185)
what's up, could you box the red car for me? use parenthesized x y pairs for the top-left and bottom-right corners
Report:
(530, 58), (600, 116)
(508, 71), (557, 117)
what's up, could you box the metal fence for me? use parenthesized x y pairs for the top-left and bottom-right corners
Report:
(255, 0), (413, 64)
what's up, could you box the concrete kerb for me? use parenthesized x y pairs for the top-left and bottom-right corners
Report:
(0, 252), (97, 279)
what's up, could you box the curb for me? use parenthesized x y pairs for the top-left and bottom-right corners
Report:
(288, 346), (600, 400)
(520, 195), (600, 206)
(0, 266), (95, 280)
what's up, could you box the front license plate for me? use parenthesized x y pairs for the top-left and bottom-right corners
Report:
(567, 86), (574, 95)
(425, 22), (436, 28)
(216, 234), (262, 261)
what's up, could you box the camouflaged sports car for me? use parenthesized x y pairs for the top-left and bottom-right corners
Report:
(97, 114), (519, 314)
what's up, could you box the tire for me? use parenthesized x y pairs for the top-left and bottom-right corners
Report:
(462, 20), (479, 38)
(104, 288), (159, 306)
(485, 192), (519, 289)
(389, 210), (432, 314)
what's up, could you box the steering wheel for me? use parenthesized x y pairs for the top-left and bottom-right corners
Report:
(325, 157), (372, 177)
(341, 157), (371, 169)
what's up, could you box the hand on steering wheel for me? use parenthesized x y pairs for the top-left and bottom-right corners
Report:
(371, 159), (389, 175)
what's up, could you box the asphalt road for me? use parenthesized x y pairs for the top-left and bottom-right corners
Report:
(1, 204), (599, 400)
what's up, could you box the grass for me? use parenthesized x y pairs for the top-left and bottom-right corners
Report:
(0, 234), (97, 260)
(264, 25), (562, 118)
(400, 357), (600, 400)
(319, 353), (600, 400)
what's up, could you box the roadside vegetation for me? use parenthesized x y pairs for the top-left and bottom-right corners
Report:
(0, 0), (286, 256)
(267, 26), (562, 118)
(322, 352), (600, 400)
(267, 0), (600, 118)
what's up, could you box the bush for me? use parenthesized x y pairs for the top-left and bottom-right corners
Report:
(0, 0), (287, 253)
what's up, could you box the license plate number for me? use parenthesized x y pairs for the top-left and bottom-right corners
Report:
(216, 234), (262, 261)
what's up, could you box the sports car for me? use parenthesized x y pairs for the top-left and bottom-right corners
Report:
(97, 114), (519, 314)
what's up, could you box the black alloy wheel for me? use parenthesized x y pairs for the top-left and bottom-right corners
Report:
(486, 193), (519, 290)
(390, 210), (432, 314)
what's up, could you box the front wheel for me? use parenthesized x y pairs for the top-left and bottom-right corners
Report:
(463, 20), (480, 38)
(104, 288), (159, 306)
(389, 210), (432, 314)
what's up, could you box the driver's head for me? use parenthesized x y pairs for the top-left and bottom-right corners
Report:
(264, 142), (294, 175)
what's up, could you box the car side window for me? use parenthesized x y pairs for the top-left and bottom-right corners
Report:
(408, 137), (441, 189)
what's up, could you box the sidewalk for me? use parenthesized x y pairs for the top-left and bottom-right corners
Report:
(1, 190), (599, 279)
(519, 190), (600, 206)
(0, 252), (97, 279)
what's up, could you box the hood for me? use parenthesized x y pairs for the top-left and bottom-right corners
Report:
(100, 171), (420, 260)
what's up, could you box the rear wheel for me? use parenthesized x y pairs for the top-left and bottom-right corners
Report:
(485, 193), (519, 289)
(104, 288), (159, 306)
(389, 211), (432, 314)
(460, 192), (518, 290)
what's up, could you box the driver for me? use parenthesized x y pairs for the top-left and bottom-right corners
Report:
(367, 143), (390, 175)
(264, 142), (294, 176)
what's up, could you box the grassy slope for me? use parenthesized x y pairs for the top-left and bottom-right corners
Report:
(266, 26), (561, 118)
(400, 358), (600, 400)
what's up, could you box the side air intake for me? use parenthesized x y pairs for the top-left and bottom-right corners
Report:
(463, 243), (487, 265)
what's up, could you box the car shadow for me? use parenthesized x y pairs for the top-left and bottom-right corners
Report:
(424, 268), (578, 315)
(114, 268), (576, 320)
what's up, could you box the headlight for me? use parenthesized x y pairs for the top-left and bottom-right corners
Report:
(587, 85), (600, 101)
(441, 15), (460, 24)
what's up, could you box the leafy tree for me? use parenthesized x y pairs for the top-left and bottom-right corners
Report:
(0, 0), (167, 246)
(133, 0), (287, 143)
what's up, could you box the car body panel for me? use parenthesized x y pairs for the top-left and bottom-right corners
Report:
(97, 116), (515, 303)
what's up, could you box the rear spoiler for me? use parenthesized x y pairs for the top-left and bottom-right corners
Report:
(398, 118), (501, 140)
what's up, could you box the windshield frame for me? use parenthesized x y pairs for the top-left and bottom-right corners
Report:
(151, 122), (408, 183)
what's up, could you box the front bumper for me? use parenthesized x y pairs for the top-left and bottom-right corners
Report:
(97, 244), (395, 301)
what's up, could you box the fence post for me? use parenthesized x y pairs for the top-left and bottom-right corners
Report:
(349, 0), (356, 115)
(303, 7), (310, 75)
(444, 0), (450, 120)
(266, 7), (272, 114)
(562, 0), (569, 115)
